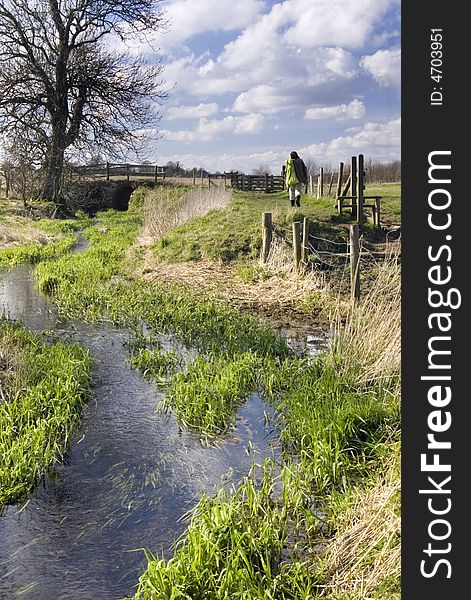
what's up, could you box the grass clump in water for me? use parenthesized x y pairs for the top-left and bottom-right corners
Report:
(160, 352), (262, 436)
(0, 319), (92, 506)
(134, 461), (317, 600)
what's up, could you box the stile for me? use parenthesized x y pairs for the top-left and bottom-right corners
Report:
(350, 156), (357, 219)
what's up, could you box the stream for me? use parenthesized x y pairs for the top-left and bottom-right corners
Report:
(0, 263), (281, 599)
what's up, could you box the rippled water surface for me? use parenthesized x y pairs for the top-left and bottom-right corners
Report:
(0, 263), (279, 599)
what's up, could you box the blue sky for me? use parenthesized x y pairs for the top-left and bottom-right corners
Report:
(117, 0), (401, 174)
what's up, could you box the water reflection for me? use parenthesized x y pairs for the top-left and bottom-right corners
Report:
(0, 264), (279, 600)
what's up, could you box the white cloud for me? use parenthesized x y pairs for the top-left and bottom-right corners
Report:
(233, 85), (297, 114)
(301, 117), (401, 163)
(161, 113), (265, 143)
(160, 129), (197, 142)
(304, 99), (365, 121)
(361, 48), (401, 88)
(164, 0), (266, 45)
(166, 103), (219, 120)
(283, 0), (393, 49)
(198, 113), (265, 137)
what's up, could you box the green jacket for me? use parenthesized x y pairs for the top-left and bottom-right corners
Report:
(285, 157), (307, 187)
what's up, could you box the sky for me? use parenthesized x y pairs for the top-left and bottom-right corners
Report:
(130, 0), (401, 174)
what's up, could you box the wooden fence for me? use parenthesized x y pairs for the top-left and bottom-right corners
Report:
(261, 213), (385, 302)
(336, 154), (382, 227)
(72, 162), (166, 182)
(228, 173), (284, 193)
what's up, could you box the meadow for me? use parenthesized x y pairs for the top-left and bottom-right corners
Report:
(0, 181), (401, 598)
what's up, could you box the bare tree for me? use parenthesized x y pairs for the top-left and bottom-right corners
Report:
(251, 163), (271, 175)
(365, 158), (401, 183)
(302, 154), (322, 182)
(0, 0), (167, 205)
(2, 135), (43, 205)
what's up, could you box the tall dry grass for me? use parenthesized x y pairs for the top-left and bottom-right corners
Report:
(262, 236), (331, 299)
(316, 246), (401, 598)
(329, 245), (401, 389)
(319, 446), (401, 599)
(139, 187), (231, 245)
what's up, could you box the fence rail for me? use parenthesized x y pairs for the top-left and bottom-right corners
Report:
(228, 173), (284, 193)
(72, 162), (166, 181)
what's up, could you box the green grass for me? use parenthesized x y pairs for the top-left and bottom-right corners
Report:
(0, 320), (92, 506)
(0, 214), (87, 270)
(149, 184), (401, 265)
(160, 352), (262, 436)
(0, 233), (78, 269)
(133, 461), (317, 600)
(20, 188), (400, 597)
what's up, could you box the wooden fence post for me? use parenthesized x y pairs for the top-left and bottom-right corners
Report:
(309, 174), (314, 195)
(162, 166), (166, 180)
(264, 173), (269, 193)
(192, 168), (196, 185)
(357, 153), (365, 225)
(336, 162), (344, 198)
(261, 212), (272, 264)
(341, 173), (351, 197)
(302, 217), (310, 266)
(375, 197), (381, 227)
(292, 221), (302, 272)
(328, 172), (335, 196)
(106, 162), (110, 181)
(350, 224), (360, 302)
(319, 167), (324, 197)
(126, 164), (130, 181)
(350, 156), (357, 219)
(154, 165), (158, 183)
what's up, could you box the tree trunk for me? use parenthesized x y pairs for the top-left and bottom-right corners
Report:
(41, 48), (69, 206)
(42, 143), (65, 203)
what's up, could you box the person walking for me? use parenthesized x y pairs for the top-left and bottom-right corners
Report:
(284, 151), (307, 207)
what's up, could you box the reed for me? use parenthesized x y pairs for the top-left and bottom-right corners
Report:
(139, 186), (231, 245)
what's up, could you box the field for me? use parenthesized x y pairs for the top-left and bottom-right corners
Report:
(0, 181), (401, 598)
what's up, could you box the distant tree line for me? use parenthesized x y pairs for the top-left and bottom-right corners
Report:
(250, 157), (401, 183)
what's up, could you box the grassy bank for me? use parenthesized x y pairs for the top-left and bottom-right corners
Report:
(0, 320), (92, 506)
(0, 202), (86, 269)
(144, 183), (400, 265)
(26, 184), (400, 597)
(132, 183), (400, 329)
